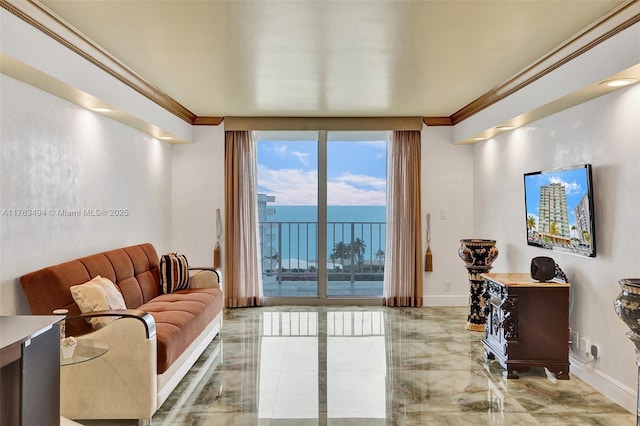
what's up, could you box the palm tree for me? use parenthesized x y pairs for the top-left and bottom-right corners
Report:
(332, 242), (350, 267)
(549, 222), (560, 245)
(351, 238), (366, 256)
(351, 238), (367, 272)
(375, 249), (385, 269)
(527, 216), (536, 231)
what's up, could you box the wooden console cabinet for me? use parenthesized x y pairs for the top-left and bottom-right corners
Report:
(481, 273), (570, 379)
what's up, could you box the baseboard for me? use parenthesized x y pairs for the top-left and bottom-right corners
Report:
(423, 294), (469, 307)
(569, 353), (637, 414)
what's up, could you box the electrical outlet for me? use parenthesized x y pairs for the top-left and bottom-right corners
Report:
(444, 281), (451, 292)
(580, 337), (590, 356)
(570, 330), (579, 351)
(591, 344), (599, 359)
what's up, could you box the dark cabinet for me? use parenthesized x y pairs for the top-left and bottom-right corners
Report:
(481, 273), (570, 379)
(0, 316), (61, 425)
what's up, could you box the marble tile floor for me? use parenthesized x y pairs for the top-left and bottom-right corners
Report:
(80, 306), (635, 426)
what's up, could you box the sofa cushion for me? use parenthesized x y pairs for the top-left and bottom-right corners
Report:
(137, 287), (223, 374)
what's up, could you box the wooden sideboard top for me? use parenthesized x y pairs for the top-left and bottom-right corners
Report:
(481, 273), (570, 288)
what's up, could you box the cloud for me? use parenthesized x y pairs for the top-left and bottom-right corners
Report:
(258, 165), (318, 205)
(334, 173), (386, 190)
(292, 151), (309, 166)
(327, 181), (386, 205)
(549, 177), (582, 195)
(258, 165), (386, 206)
(263, 143), (287, 157)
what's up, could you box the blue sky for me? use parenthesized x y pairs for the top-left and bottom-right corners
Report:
(524, 166), (591, 229)
(257, 138), (387, 205)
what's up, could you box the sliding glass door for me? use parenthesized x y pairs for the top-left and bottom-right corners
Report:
(326, 132), (387, 297)
(257, 131), (319, 298)
(257, 131), (388, 301)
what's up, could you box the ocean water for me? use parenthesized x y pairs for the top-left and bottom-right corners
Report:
(261, 205), (386, 262)
(268, 205), (386, 223)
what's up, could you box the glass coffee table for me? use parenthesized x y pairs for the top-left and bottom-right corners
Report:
(60, 339), (109, 366)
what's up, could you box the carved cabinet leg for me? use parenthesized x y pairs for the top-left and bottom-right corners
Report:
(547, 365), (570, 380)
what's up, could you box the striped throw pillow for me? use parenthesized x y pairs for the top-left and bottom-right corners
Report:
(160, 253), (190, 293)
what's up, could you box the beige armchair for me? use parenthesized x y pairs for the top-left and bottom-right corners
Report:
(61, 312), (157, 425)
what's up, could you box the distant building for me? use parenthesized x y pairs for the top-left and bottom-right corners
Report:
(258, 194), (276, 221)
(258, 194), (277, 272)
(574, 193), (591, 242)
(538, 183), (571, 244)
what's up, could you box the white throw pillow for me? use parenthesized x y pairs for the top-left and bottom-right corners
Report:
(97, 276), (127, 310)
(70, 275), (126, 329)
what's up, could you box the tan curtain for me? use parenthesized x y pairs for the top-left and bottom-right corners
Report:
(383, 130), (423, 307)
(224, 130), (263, 307)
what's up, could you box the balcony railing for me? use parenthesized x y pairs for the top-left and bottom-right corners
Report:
(259, 221), (386, 285)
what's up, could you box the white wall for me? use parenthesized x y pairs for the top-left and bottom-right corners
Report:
(421, 126), (475, 305)
(0, 74), (174, 315)
(171, 126), (225, 266)
(472, 83), (640, 411)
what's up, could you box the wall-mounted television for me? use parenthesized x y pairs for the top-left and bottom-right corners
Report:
(524, 164), (596, 257)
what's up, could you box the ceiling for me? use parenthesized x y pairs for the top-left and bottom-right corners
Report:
(32, 0), (628, 121)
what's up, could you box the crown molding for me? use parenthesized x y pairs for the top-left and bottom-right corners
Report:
(0, 0), (197, 124)
(193, 116), (225, 126)
(422, 117), (453, 126)
(3, 0), (639, 129)
(448, 0), (640, 125)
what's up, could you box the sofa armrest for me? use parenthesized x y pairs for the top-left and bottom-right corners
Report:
(60, 313), (158, 421)
(188, 267), (222, 289)
(66, 309), (156, 339)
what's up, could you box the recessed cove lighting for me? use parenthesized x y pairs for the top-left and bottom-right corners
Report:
(91, 107), (113, 113)
(496, 125), (515, 131)
(600, 78), (637, 88)
(472, 136), (488, 141)
(158, 136), (173, 140)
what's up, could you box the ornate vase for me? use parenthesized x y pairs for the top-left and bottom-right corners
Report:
(458, 239), (499, 331)
(614, 278), (640, 424)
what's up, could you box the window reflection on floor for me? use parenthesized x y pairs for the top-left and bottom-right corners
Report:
(259, 312), (319, 419)
(258, 311), (386, 421)
(327, 311), (386, 420)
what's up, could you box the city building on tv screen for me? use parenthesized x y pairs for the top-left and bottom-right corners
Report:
(524, 164), (596, 257)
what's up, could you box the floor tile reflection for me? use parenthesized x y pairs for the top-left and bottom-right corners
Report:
(81, 306), (635, 425)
